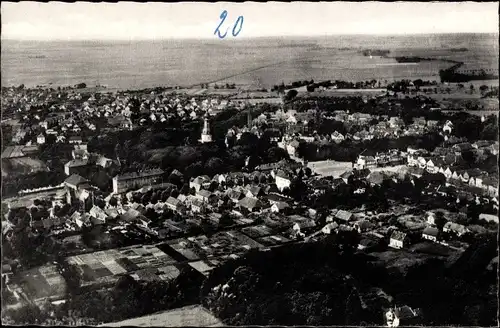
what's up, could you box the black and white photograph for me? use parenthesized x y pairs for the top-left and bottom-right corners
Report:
(1, 1), (499, 326)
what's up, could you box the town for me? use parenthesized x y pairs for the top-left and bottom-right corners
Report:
(1, 77), (497, 326)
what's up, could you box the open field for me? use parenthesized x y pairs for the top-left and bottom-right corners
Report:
(443, 109), (499, 117)
(307, 160), (352, 177)
(232, 97), (283, 104)
(3, 34), (497, 90)
(99, 305), (224, 327)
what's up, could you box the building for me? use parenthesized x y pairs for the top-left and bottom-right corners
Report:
(64, 159), (90, 176)
(331, 131), (345, 143)
(479, 213), (499, 224)
(389, 231), (408, 249)
(199, 114), (213, 143)
(292, 220), (317, 237)
(166, 196), (183, 212)
(196, 189), (214, 203)
(270, 201), (289, 213)
(426, 212), (437, 226)
(422, 227), (439, 242)
(443, 121), (453, 134)
(274, 170), (292, 191)
(386, 305), (421, 327)
(245, 185), (263, 198)
(112, 169), (164, 194)
(37, 134), (46, 144)
(190, 199), (206, 213)
(72, 145), (89, 160)
(237, 196), (262, 212)
(443, 222), (468, 236)
(64, 174), (90, 191)
(334, 209), (353, 223)
(96, 156), (114, 168)
(190, 176), (211, 192)
(354, 220), (374, 233)
(356, 155), (377, 169)
(321, 222), (339, 234)
(68, 136), (83, 144)
(89, 205), (108, 225)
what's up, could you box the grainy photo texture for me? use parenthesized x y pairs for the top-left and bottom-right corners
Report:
(1, 1), (499, 327)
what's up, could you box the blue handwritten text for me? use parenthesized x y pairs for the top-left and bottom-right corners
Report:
(215, 10), (244, 39)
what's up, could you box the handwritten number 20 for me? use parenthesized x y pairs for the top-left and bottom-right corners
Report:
(215, 10), (243, 39)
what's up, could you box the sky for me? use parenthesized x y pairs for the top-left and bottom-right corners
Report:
(1, 2), (498, 40)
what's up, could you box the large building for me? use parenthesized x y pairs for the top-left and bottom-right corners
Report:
(112, 169), (165, 194)
(199, 114), (213, 143)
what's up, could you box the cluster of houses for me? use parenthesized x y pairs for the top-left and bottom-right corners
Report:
(5, 86), (240, 149)
(406, 141), (499, 197)
(355, 150), (406, 169)
(64, 143), (117, 176)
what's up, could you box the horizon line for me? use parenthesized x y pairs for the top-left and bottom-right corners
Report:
(2, 31), (499, 42)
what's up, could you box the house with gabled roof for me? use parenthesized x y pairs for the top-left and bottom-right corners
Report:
(89, 205), (107, 224)
(356, 155), (377, 169)
(473, 140), (493, 149)
(189, 176), (211, 192)
(443, 222), (468, 237)
(274, 170), (292, 191)
(64, 174), (90, 190)
(64, 159), (91, 176)
(482, 177), (498, 197)
(331, 131), (345, 143)
(166, 196), (183, 211)
(190, 198), (206, 213)
(389, 230), (408, 249)
(426, 157), (445, 174)
(422, 226), (439, 242)
(68, 136), (83, 144)
(340, 170), (353, 184)
(238, 196), (263, 212)
(270, 201), (290, 213)
(226, 189), (243, 203)
(462, 168), (483, 183)
(334, 209), (353, 222)
(245, 185), (263, 198)
(196, 189), (214, 203)
(452, 142), (474, 154)
(386, 305), (421, 327)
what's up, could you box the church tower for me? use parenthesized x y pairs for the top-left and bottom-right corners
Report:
(200, 113), (213, 143)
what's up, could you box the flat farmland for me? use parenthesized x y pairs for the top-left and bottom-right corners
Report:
(100, 305), (224, 327)
(4, 34), (496, 91)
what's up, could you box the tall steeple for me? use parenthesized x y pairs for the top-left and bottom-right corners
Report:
(200, 113), (213, 143)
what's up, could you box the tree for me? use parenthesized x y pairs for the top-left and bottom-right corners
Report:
(185, 161), (203, 179)
(179, 183), (190, 195)
(237, 132), (259, 149)
(219, 212), (234, 227)
(284, 89), (298, 102)
(140, 193), (151, 205)
(289, 178), (308, 201)
(267, 147), (289, 162)
(170, 189), (179, 198)
(434, 213), (447, 230)
(160, 189), (169, 201)
(206, 157), (224, 175)
(108, 196), (118, 207)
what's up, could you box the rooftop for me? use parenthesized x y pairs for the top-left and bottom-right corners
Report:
(114, 169), (164, 181)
